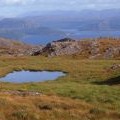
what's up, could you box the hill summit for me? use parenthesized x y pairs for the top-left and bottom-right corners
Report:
(0, 37), (120, 59)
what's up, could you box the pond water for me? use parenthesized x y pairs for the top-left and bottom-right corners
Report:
(0, 70), (66, 83)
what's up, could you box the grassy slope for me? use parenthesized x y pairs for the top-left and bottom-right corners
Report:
(0, 56), (120, 120)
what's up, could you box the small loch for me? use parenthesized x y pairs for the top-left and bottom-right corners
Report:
(0, 70), (66, 83)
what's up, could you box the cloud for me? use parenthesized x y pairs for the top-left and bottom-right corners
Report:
(0, 0), (36, 6)
(0, 0), (119, 6)
(0, 0), (119, 9)
(0, 0), (120, 17)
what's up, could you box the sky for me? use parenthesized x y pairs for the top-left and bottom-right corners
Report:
(0, 0), (120, 17)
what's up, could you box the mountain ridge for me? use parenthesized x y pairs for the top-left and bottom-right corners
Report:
(0, 9), (120, 44)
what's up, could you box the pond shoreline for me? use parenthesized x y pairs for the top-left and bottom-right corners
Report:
(0, 70), (66, 83)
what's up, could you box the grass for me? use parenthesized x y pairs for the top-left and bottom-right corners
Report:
(0, 56), (120, 120)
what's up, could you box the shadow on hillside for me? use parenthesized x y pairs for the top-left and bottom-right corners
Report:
(93, 76), (120, 86)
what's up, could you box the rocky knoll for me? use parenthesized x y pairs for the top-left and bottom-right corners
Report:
(41, 38), (81, 56)
(0, 37), (120, 59)
(35, 38), (120, 59)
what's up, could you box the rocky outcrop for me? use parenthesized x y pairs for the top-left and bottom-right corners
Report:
(42, 38), (82, 56)
(34, 38), (120, 59)
(109, 64), (120, 71)
(31, 45), (45, 56)
(0, 37), (120, 59)
(0, 90), (42, 96)
(103, 47), (120, 59)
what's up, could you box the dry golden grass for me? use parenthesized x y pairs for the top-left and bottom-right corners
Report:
(0, 94), (119, 120)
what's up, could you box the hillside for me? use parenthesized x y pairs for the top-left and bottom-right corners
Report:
(0, 38), (44, 56)
(0, 37), (120, 59)
(0, 38), (120, 120)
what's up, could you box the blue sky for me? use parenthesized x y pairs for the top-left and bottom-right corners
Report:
(0, 0), (120, 17)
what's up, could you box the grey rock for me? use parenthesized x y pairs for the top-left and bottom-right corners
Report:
(41, 38), (82, 56)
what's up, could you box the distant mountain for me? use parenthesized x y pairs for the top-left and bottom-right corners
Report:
(0, 9), (120, 44)
(0, 18), (65, 43)
(22, 9), (120, 22)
